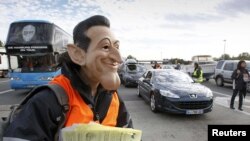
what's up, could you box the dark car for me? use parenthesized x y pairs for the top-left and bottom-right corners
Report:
(118, 63), (146, 87)
(137, 69), (213, 114)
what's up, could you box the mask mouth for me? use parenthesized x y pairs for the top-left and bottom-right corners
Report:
(104, 60), (120, 69)
(112, 62), (119, 66)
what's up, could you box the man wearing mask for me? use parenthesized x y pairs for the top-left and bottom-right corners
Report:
(3, 15), (133, 141)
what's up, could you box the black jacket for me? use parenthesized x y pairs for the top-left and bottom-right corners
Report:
(3, 62), (133, 141)
(231, 68), (249, 90)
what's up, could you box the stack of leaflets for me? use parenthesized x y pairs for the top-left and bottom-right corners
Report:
(60, 123), (142, 141)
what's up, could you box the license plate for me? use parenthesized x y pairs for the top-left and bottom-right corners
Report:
(186, 109), (204, 115)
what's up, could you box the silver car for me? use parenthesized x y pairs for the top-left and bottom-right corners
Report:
(214, 60), (250, 92)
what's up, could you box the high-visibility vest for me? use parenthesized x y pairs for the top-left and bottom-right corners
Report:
(193, 69), (203, 83)
(50, 75), (120, 127)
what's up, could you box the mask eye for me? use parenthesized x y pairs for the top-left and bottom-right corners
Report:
(114, 44), (119, 50)
(102, 45), (110, 51)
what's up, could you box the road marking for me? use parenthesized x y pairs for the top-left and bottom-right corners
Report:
(214, 97), (228, 106)
(0, 80), (10, 83)
(244, 105), (250, 108)
(212, 91), (230, 97)
(0, 89), (14, 95)
(214, 94), (250, 116)
(213, 91), (250, 102)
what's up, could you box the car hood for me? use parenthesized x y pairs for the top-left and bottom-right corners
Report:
(156, 82), (211, 97)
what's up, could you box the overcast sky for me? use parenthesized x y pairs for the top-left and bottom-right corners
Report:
(0, 0), (250, 60)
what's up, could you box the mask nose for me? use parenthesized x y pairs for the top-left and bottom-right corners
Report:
(109, 47), (123, 64)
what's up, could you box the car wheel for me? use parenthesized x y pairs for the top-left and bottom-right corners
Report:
(150, 94), (158, 113)
(137, 85), (141, 97)
(206, 78), (209, 81)
(216, 76), (224, 87)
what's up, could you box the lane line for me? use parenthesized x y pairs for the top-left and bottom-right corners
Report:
(213, 91), (250, 116)
(0, 80), (10, 84)
(244, 105), (250, 108)
(213, 91), (250, 101)
(212, 91), (231, 97)
(0, 89), (14, 95)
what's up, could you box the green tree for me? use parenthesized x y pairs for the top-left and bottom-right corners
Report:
(231, 56), (238, 60)
(238, 52), (250, 60)
(218, 54), (231, 60)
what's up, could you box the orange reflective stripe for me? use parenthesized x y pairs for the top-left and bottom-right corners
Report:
(102, 92), (119, 126)
(50, 74), (120, 127)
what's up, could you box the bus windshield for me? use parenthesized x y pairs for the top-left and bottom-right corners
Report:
(7, 22), (52, 45)
(14, 54), (58, 73)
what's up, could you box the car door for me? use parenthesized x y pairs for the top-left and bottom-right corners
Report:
(140, 71), (152, 101)
(138, 71), (147, 96)
(143, 71), (153, 101)
(223, 62), (234, 83)
(215, 60), (225, 77)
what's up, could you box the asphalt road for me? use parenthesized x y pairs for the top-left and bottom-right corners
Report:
(1, 78), (250, 141)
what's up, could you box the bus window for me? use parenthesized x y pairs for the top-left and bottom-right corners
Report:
(19, 54), (56, 72)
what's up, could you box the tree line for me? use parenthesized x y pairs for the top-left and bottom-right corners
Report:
(126, 52), (250, 65)
(213, 53), (250, 61)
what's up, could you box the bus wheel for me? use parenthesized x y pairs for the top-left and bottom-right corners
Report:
(2, 71), (9, 78)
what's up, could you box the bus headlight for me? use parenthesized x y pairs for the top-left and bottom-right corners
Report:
(39, 76), (53, 81)
(11, 77), (21, 80)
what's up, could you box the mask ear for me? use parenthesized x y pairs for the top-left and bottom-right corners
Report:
(67, 44), (86, 66)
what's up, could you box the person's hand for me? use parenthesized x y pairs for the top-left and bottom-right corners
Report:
(237, 70), (240, 74)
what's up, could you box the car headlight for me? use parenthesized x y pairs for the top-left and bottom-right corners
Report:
(160, 90), (180, 98)
(205, 90), (213, 98)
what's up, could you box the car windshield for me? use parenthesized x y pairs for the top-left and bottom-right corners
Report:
(126, 64), (146, 73)
(155, 71), (194, 83)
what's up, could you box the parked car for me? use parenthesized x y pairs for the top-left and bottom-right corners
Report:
(118, 63), (147, 87)
(214, 60), (250, 92)
(137, 69), (213, 114)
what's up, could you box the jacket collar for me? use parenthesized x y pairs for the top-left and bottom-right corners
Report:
(61, 62), (110, 106)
